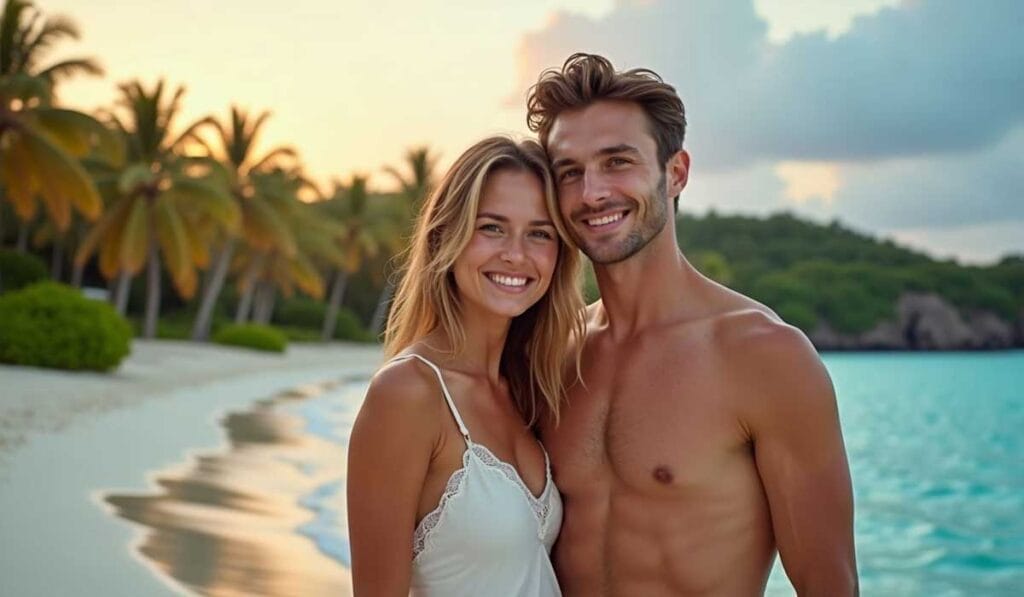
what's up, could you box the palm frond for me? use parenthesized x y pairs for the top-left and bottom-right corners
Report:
(154, 193), (197, 298)
(118, 197), (149, 274)
(34, 57), (102, 84)
(16, 122), (103, 228)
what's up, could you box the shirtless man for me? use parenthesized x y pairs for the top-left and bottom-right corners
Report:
(527, 54), (857, 595)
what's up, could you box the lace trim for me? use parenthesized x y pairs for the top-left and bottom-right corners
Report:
(410, 442), (555, 559)
(470, 443), (553, 537)
(412, 455), (469, 559)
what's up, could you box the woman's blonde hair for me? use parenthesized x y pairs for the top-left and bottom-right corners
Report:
(384, 136), (584, 426)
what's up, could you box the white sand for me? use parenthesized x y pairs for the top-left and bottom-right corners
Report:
(0, 339), (383, 461)
(0, 339), (380, 596)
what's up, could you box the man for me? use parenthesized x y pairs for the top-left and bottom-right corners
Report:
(527, 54), (857, 596)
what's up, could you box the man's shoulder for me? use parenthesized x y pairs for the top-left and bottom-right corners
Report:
(712, 307), (826, 386)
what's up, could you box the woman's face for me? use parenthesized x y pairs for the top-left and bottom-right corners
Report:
(452, 168), (560, 322)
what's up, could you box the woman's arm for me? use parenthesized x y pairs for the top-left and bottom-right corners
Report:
(347, 362), (440, 596)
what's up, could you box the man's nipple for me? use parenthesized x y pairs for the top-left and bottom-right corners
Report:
(653, 465), (674, 484)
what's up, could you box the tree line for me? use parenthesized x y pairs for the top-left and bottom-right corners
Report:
(0, 0), (433, 341)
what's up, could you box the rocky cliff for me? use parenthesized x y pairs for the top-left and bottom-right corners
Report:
(809, 293), (1021, 350)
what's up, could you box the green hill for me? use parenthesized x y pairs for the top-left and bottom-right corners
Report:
(676, 212), (1024, 338)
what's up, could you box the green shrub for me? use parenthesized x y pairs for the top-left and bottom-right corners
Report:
(0, 282), (132, 371)
(273, 295), (375, 343)
(0, 250), (48, 294)
(273, 296), (326, 329)
(213, 323), (287, 352)
(334, 308), (375, 342)
(278, 325), (322, 342)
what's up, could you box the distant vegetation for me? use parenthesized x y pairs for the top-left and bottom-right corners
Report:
(678, 212), (1024, 334)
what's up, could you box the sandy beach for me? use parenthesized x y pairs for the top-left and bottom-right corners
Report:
(0, 339), (382, 596)
(0, 339), (382, 463)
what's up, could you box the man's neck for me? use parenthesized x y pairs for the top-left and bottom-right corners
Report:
(593, 224), (705, 340)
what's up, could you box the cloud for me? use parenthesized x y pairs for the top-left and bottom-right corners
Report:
(513, 0), (1024, 170)
(513, 0), (1024, 256)
(830, 124), (1024, 230)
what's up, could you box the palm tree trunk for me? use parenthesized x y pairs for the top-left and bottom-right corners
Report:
(71, 261), (85, 288)
(143, 239), (161, 338)
(250, 281), (266, 324)
(113, 271), (132, 315)
(235, 286), (254, 323)
(322, 269), (349, 341)
(50, 237), (64, 281)
(234, 254), (265, 324)
(70, 221), (87, 288)
(253, 283), (276, 325)
(251, 282), (266, 324)
(191, 238), (235, 341)
(369, 278), (395, 337)
(15, 220), (29, 253)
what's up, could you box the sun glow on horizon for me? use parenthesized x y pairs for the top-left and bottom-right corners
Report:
(775, 160), (843, 205)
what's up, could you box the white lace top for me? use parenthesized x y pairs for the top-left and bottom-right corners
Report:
(391, 354), (563, 597)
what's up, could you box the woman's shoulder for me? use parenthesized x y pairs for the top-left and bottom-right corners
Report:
(364, 352), (447, 417)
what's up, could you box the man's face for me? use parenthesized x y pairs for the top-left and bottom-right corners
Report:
(547, 100), (675, 265)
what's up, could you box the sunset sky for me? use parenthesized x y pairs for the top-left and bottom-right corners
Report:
(45, 0), (1023, 263)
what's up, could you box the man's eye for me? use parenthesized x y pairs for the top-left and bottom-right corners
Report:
(559, 169), (581, 182)
(609, 157), (630, 167)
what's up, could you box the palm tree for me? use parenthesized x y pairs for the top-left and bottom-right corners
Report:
(230, 168), (334, 325)
(0, 0), (114, 250)
(315, 175), (382, 340)
(370, 146), (439, 335)
(188, 105), (297, 340)
(382, 146), (438, 206)
(74, 80), (238, 338)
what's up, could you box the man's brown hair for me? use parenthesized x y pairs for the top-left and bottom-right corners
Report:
(526, 53), (687, 208)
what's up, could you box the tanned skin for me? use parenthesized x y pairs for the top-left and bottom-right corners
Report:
(541, 100), (857, 596)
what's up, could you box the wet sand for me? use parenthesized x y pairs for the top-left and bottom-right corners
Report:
(0, 340), (381, 597)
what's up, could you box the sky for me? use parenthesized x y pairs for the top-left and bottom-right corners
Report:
(45, 0), (1024, 264)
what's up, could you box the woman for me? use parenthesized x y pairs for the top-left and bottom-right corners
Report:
(347, 136), (584, 596)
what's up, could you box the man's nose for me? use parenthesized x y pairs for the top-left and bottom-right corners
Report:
(581, 169), (609, 207)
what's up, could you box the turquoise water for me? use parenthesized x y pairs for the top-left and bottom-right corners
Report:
(107, 352), (1024, 595)
(768, 351), (1024, 596)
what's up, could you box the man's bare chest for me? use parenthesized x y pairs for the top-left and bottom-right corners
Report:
(548, 346), (745, 495)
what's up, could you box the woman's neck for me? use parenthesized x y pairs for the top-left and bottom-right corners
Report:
(421, 307), (510, 384)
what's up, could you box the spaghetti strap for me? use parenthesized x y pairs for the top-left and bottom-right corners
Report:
(388, 354), (472, 443)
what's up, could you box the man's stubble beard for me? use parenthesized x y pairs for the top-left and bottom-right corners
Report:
(580, 171), (669, 266)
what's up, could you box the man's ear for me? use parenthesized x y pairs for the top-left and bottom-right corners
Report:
(665, 150), (690, 197)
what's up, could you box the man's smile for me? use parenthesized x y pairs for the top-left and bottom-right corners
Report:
(578, 209), (630, 232)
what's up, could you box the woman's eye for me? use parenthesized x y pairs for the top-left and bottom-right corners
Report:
(479, 223), (502, 233)
(530, 229), (554, 240)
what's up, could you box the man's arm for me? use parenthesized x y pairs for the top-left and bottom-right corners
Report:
(737, 320), (858, 596)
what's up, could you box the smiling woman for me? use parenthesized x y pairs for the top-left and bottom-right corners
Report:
(346, 136), (584, 596)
